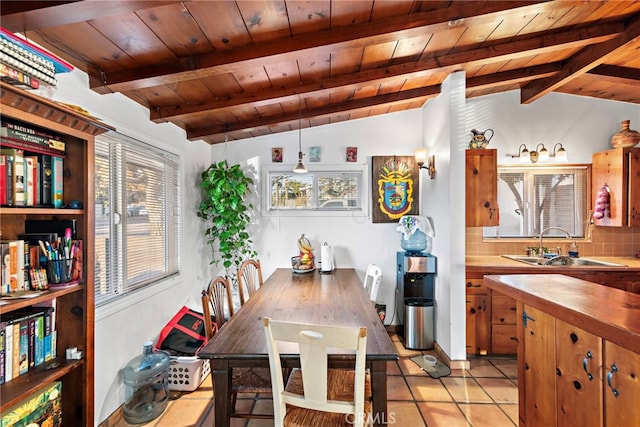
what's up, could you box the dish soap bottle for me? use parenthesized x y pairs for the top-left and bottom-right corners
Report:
(568, 242), (579, 258)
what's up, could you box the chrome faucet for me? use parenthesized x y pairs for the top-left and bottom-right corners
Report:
(538, 226), (571, 255)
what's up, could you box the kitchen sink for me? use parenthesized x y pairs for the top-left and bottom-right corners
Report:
(501, 255), (627, 267)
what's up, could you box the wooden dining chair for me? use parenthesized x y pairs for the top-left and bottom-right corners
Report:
(263, 317), (371, 427)
(363, 264), (382, 302)
(201, 276), (273, 419)
(237, 259), (264, 306)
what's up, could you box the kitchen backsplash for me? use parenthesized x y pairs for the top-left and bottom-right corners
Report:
(466, 226), (640, 257)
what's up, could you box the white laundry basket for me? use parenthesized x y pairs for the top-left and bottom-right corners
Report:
(167, 356), (211, 392)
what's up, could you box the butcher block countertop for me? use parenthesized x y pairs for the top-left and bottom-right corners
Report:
(466, 255), (640, 271)
(484, 274), (640, 354)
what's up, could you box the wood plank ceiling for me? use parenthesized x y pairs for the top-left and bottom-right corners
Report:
(2, 1), (639, 144)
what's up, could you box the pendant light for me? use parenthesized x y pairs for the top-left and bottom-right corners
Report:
(293, 97), (307, 173)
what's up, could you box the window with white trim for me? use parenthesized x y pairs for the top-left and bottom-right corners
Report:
(263, 166), (367, 216)
(483, 165), (589, 239)
(94, 131), (180, 306)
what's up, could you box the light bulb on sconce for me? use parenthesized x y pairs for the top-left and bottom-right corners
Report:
(551, 143), (567, 161)
(415, 148), (436, 179)
(511, 144), (530, 163)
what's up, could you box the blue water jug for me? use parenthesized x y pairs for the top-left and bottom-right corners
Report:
(123, 342), (170, 424)
(401, 229), (432, 253)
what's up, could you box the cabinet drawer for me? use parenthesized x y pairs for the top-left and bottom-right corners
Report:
(466, 278), (487, 294)
(491, 324), (518, 354)
(491, 295), (517, 324)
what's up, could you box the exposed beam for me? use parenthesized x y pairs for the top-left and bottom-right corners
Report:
(152, 24), (619, 122)
(89, 1), (552, 93)
(521, 13), (640, 104)
(466, 63), (563, 91)
(186, 85), (441, 141)
(0, 1), (182, 31)
(587, 65), (640, 86)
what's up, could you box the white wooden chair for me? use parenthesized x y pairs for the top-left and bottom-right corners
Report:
(237, 259), (264, 306)
(363, 264), (382, 302)
(262, 317), (371, 427)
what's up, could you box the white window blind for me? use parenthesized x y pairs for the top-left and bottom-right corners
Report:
(94, 131), (180, 306)
(483, 165), (589, 238)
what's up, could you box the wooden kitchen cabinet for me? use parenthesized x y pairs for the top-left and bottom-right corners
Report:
(0, 82), (112, 426)
(515, 298), (639, 427)
(465, 149), (499, 226)
(490, 293), (517, 354)
(592, 147), (640, 227)
(465, 273), (490, 355)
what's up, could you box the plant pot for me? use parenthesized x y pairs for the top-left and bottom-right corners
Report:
(611, 120), (640, 148)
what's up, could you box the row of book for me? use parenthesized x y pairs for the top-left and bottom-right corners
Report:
(1, 238), (83, 295)
(0, 305), (57, 385)
(1, 119), (66, 207)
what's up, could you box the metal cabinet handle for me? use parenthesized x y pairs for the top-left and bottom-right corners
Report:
(467, 282), (481, 288)
(607, 363), (620, 397)
(582, 351), (594, 381)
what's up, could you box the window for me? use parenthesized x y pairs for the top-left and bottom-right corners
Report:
(264, 166), (367, 216)
(94, 131), (180, 306)
(483, 165), (589, 239)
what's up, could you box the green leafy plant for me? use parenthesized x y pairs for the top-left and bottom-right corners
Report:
(197, 160), (256, 282)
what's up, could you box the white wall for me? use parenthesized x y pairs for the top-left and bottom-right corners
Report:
(52, 70), (214, 424)
(49, 67), (638, 425)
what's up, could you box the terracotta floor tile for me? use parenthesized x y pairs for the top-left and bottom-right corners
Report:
(405, 376), (454, 402)
(387, 401), (426, 427)
(393, 339), (423, 358)
(154, 397), (213, 426)
(489, 358), (518, 378)
(417, 402), (470, 427)
(499, 403), (519, 424)
(458, 403), (517, 427)
(449, 368), (473, 377)
(398, 356), (426, 375)
(467, 358), (508, 378)
(387, 375), (414, 400)
(475, 377), (518, 403)
(440, 377), (493, 403)
(387, 360), (402, 375)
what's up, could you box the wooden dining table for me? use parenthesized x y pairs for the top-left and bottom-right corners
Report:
(198, 268), (398, 427)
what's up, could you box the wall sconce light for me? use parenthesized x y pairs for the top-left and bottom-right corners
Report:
(511, 144), (530, 163)
(550, 143), (568, 161)
(415, 148), (436, 178)
(511, 143), (568, 163)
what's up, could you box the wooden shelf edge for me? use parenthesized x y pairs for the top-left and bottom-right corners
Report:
(0, 358), (83, 411)
(0, 283), (83, 314)
(0, 207), (83, 215)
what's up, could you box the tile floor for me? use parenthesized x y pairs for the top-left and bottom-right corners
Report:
(106, 333), (518, 427)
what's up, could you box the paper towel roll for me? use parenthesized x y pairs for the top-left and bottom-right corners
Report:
(321, 242), (333, 272)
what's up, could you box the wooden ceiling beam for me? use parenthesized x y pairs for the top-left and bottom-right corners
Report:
(151, 24), (618, 122)
(186, 85), (441, 141)
(0, 1), (182, 31)
(520, 13), (640, 104)
(587, 65), (640, 86)
(187, 60), (567, 141)
(89, 1), (551, 93)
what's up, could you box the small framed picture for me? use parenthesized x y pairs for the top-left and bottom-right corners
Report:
(309, 146), (321, 162)
(346, 146), (357, 162)
(272, 147), (283, 163)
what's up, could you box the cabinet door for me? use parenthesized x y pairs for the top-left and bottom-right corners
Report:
(628, 151), (640, 227)
(522, 305), (557, 427)
(465, 149), (499, 226)
(556, 320), (603, 427)
(604, 341), (640, 426)
(466, 295), (490, 355)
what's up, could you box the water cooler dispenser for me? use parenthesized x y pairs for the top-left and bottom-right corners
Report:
(396, 252), (436, 350)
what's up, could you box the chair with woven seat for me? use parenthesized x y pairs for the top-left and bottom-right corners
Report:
(201, 275), (273, 419)
(263, 317), (371, 427)
(237, 259), (264, 306)
(363, 264), (382, 302)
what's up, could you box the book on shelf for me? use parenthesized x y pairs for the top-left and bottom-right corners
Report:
(51, 156), (63, 208)
(0, 328), (5, 384)
(1, 240), (24, 294)
(2, 153), (13, 205)
(38, 153), (52, 206)
(0, 154), (6, 205)
(0, 147), (25, 206)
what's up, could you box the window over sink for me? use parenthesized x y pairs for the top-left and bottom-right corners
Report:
(483, 165), (590, 239)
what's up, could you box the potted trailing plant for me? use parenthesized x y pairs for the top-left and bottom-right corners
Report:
(197, 160), (256, 282)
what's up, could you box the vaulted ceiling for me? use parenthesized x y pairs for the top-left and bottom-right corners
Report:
(2, 1), (639, 144)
